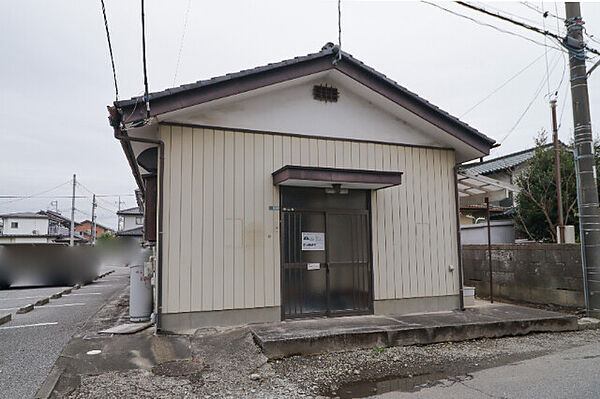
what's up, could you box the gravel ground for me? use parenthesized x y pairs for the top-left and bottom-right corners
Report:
(68, 326), (600, 399)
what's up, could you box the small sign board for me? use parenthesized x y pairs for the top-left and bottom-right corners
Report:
(307, 263), (320, 271)
(302, 232), (325, 251)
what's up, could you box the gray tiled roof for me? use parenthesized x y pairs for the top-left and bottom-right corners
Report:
(0, 212), (47, 219)
(116, 226), (143, 237)
(117, 206), (143, 216)
(462, 144), (554, 175)
(115, 43), (495, 147)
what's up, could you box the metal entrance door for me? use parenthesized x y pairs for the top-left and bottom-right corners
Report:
(280, 188), (372, 319)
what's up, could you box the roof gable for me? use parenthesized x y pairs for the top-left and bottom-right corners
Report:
(113, 43), (495, 161)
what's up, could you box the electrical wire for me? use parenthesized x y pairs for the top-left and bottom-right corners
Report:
(457, 1), (600, 58)
(460, 52), (547, 118)
(520, 2), (564, 24)
(0, 181), (72, 207)
(173, 0), (192, 86)
(541, 1), (551, 97)
(500, 51), (563, 144)
(100, 0), (119, 101)
(141, 0), (150, 119)
(421, 1), (567, 53)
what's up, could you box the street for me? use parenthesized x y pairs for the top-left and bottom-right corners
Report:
(389, 342), (600, 399)
(0, 265), (128, 399)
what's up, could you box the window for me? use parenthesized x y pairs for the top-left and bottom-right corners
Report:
(135, 216), (143, 225)
(11, 222), (18, 229)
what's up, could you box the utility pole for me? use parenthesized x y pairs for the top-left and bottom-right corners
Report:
(91, 194), (97, 245)
(565, 3), (600, 317)
(550, 100), (565, 243)
(70, 174), (76, 247)
(117, 195), (124, 231)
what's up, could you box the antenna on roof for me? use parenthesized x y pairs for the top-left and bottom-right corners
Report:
(332, 0), (342, 65)
(338, 0), (342, 59)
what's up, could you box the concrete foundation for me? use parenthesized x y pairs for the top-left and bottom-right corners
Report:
(250, 303), (578, 359)
(374, 295), (460, 315)
(160, 306), (281, 333)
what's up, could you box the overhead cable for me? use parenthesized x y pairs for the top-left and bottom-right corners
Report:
(456, 1), (600, 57)
(100, 0), (119, 101)
(173, 0), (192, 86)
(460, 52), (547, 118)
(422, 1), (566, 53)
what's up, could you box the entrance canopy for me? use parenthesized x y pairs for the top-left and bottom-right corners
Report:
(272, 165), (402, 190)
(457, 169), (519, 206)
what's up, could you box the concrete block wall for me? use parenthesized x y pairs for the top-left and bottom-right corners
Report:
(463, 244), (584, 307)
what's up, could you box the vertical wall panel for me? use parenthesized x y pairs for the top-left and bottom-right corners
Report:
(382, 146), (395, 298)
(390, 147), (402, 298)
(233, 132), (246, 308)
(201, 131), (214, 311)
(168, 126), (182, 313)
(160, 126), (171, 312)
(213, 131), (225, 310)
(254, 135), (265, 308)
(191, 128), (204, 311)
(244, 134), (255, 308)
(272, 135), (283, 306)
(264, 135), (275, 307)
(179, 127), (193, 312)
(432, 150), (446, 295)
(223, 131), (235, 309)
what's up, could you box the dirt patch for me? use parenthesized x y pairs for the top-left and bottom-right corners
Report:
(152, 359), (204, 377)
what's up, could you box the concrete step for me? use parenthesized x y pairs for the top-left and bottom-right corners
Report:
(250, 304), (578, 359)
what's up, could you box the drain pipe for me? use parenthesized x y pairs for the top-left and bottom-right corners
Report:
(453, 165), (465, 311)
(108, 107), (165, 332)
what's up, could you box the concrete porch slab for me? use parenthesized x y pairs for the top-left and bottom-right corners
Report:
(250, 303), (578, 359)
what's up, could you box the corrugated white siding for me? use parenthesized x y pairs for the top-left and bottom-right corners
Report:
(160, 125), (459, 313)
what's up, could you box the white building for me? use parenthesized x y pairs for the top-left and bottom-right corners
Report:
(116, 206), (144, 241)
(0, 211), (76, 244)
(109, 44), (496, 333)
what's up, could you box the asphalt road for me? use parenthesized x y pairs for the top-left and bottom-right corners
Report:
(387, 341), (600, 399)
(0, 265), (129, 399)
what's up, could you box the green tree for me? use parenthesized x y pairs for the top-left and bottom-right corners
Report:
(513, 132), (600, 242)
(96, 231), (116, 244)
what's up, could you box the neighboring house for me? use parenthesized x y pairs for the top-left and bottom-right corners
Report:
(74, 220), (113, 240)
(39, 210), (71, 235)
(0, 211), (85, 244)
(116, 206), (144, 241)
(108, 43), (495, 333)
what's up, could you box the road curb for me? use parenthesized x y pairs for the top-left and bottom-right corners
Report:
(34, 297), (50, 306)
(17, 304), (34, 314)
(34, 366), (64, 399)
(0, 313), (11, 326)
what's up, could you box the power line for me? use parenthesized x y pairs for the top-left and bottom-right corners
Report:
(459, 52), (547, 118)
(421, 1), (566, 53)
(520, 2), (563, 23)
(500, 51), (562, 144)
(141, 0), (150, 119)
(100, 0), (119, 100)
(173, 0), (192, 86)
(456, 1), (600, 57)
(0, 181), (71, 207)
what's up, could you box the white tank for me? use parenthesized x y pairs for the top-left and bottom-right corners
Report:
(130, 264), (152, 322)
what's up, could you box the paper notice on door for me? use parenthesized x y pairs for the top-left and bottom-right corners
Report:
(307, 263), (320, 270)
(301, 232), (325, 251)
